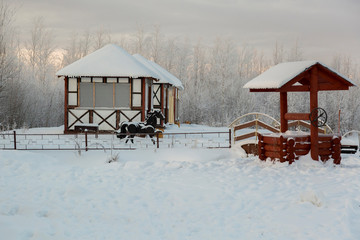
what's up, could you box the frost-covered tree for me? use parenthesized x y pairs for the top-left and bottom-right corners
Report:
(0, 0), (23, 127)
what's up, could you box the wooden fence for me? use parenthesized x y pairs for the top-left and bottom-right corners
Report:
(0, 130), (231, 151)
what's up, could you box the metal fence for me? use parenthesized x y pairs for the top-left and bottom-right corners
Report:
(0, 130), (231, 151)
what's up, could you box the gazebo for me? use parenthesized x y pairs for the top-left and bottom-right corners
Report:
(56, 44), (183, 133)
(244, 61), (355, 164)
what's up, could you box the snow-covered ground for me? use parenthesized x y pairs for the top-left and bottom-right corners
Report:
(1, 125), (360, 240)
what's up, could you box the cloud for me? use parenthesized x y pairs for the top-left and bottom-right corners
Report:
(11, 0), (360, 62)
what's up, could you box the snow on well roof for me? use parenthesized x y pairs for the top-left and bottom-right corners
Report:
(133, 54), (184, 90)
(243, 60), (355, 89)
(56, 44), (160, 79)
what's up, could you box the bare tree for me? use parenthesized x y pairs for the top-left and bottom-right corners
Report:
(287, 39), (303, 61)
(93, 27), (111, 50)
(62, 30), (92, 66)
(150, 24), (162, 63)
(273, 41), (285, 65)
(133, 23), (150, 56)
(0, 0), (22, 126)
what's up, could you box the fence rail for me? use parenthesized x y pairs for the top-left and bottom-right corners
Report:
(0, 130), (231, 151)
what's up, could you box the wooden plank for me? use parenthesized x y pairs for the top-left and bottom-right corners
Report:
(264, 144), (281, 152)
(262, 136), (281, 145)
(284, 113), (309, 121)
(234, 132), (256, 142)
(295, 149), (310, 156)
(285, 135), (310, 143)
(234, 120), (257, 131)
(257, 121), (280, 133)
(294, 143), (311, 150)
(318, 135), (333, 141)
(319, 142), (332, 148)
(319, 149), (332, 155)
(282, 85), (309, 92)
(288, 120), (325, 133)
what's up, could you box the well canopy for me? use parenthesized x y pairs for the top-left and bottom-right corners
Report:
(243, 61), (355, 92)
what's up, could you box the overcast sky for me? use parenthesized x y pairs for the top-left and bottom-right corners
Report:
(10, 0), (360, 64)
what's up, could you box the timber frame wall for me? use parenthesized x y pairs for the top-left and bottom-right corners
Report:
(63, 76), (150, 133)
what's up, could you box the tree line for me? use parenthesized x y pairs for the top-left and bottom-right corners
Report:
(0, 1), (359, 133)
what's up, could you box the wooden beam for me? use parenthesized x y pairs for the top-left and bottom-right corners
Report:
(141, 78), (146, 121)
(257, 120), (280, 133)
(234, 132), (256, 142)
(281, 85), (310, 92)
(280, 92), (288, 132)
(160, 84), (164, 126)
(310, 66), (319, 160)
(318, 84), (349, 91)
(64, 77), (68, 133)
(284, 113), (310, 121)
(234, 120), (257, 131)
(288, 120), (326, 134)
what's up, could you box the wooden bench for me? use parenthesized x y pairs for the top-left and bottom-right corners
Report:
(341, 145), (358, 154)
(74, 124), (99, 133)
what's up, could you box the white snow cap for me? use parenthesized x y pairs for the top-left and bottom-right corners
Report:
(133, 54), (184, 90)
(243, 60), (355, 89)
(56, 44), (160, 79)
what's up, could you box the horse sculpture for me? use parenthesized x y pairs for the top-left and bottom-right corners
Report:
(116, 110), (165, 144)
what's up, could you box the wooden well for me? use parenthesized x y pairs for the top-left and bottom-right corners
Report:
(257, 133), (341, 164)
(244, 61), (355, 164)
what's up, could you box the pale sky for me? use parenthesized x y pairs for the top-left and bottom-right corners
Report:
(10, 0), (360, 64)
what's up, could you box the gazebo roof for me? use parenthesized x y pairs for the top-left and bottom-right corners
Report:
(243, 61), (355, 92)
(56, 44), (160, 79)
(133, 54), (184, 90)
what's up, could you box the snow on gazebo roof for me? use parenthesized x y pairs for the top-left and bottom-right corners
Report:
(243, 61), (355, 90)
(56, 44), (160, 79)
(133, 54), (184, 90)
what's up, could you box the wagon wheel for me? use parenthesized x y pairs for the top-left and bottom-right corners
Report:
(309, 107), (327, 128)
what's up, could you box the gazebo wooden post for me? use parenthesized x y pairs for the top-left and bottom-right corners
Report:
(64, 76), (68, 133)
(280, 92), (288, 133)
(310, 67), (319, 160)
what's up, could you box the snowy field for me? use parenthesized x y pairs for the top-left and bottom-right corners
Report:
(1, 125), (360, 240)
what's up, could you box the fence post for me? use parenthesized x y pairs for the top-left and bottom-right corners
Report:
(228, 129), (232, 148)
(156, 132), (160, 149)
(13, 131), (16, 150)
(85, 131), (88, 151)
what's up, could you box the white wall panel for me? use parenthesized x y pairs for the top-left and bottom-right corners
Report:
(68, 110), (88, 130)
(69, 78), (77, 91)
(132, 95), (141, 107)
(94, 110), (116, 130)
(120, 110), (141, 122)
(81, 77), (91, 82)
(118, 78), (128, 83)
(68, 93), (78, 106)
(133, 79), (142, 92)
